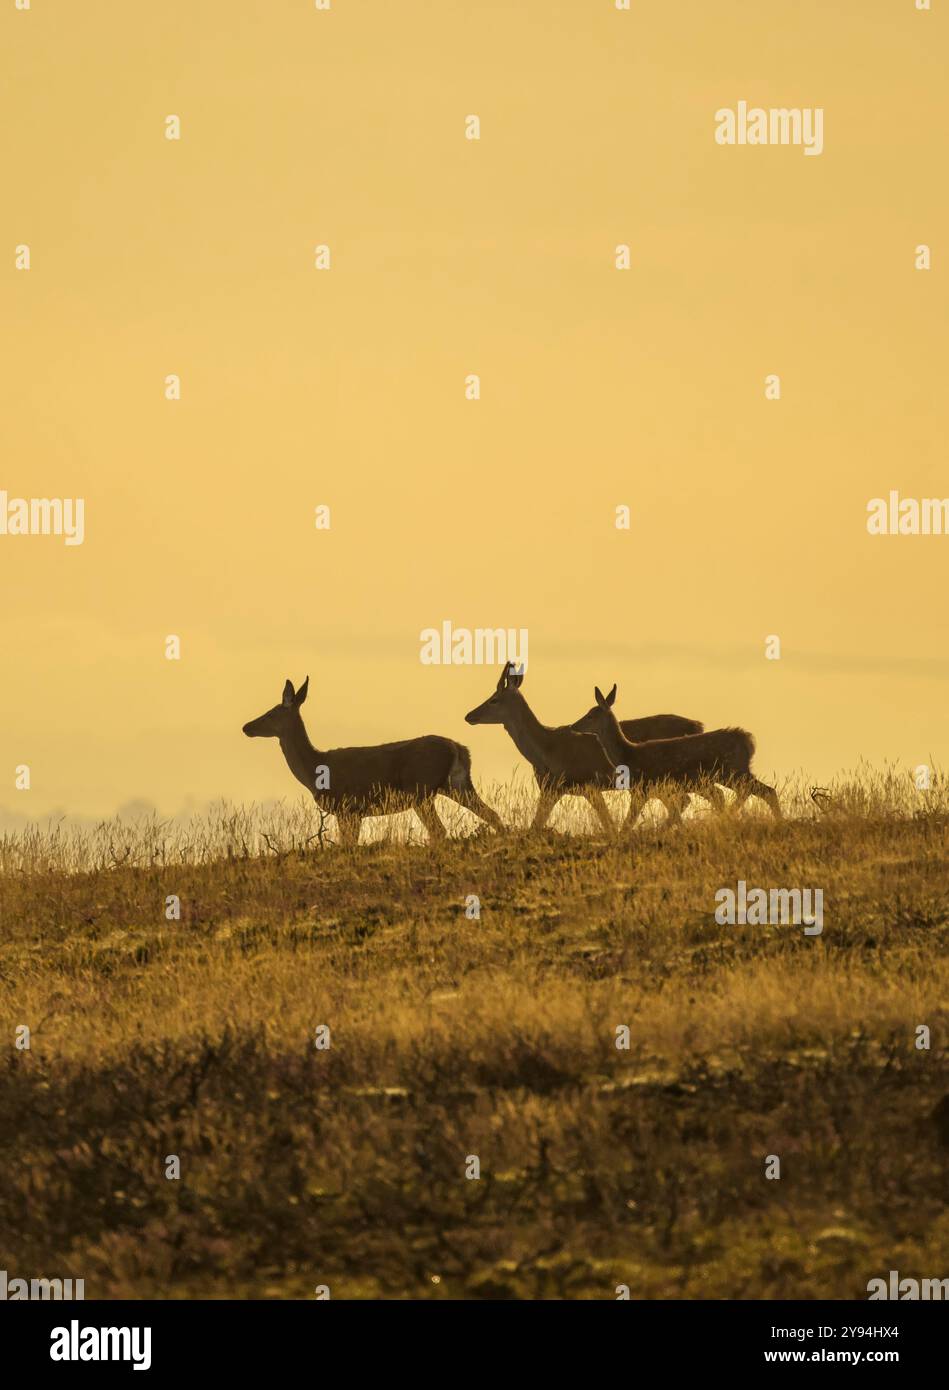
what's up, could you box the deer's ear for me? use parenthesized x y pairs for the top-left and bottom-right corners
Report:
(282, 679), (296, 706)
(509, 663), (524, 689)
(606, 683), (617, 707)
(295, 676), (309, 706)
(496, 665), (509, 692)
(594, 685), (606, 706)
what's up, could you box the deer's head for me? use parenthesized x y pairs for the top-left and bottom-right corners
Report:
(570, 683), (617, 736)
(465, 663), (526, 725)
(242, 677), (309, 738)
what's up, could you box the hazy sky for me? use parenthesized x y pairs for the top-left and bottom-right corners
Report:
(2, 0), (946, 818)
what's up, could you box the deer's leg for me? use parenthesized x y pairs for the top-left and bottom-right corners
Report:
(728, 776), (779, 819)
(729, 777), (762, 816)
(661, 788), (691, 825)
(415, 797), (447, 843)
(530, 787), (560, 832)
(446, 787), (506, 834)
(749, 779), (782, 819)
(586, 787), (616, 836)
(700, 782), (726, 814)
(335, 811), (362, 847)
(622, 787), (648, 834)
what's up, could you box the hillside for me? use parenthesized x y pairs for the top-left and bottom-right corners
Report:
(2, 776), (947, 1299)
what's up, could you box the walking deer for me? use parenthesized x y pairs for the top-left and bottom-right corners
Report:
(464, 665), (702, 832)
(243, 677), (505, 842)
(571, 683), (781, 822)
(618, 712), (704, 740)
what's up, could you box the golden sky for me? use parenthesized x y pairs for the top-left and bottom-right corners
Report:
(2, 0), (947, 819)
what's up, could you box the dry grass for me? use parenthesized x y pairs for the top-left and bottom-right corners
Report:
(1, 769), (947, 1299)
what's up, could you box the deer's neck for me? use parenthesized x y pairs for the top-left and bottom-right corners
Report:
(278, 715), (325, 796)
(502, 695), (557, 770)
(598, 715), (635, 767)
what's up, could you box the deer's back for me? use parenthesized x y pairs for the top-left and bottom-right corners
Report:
(621, 713), (704, 741)
(624, 726), (755, 781)
(323, 735), (467, 800)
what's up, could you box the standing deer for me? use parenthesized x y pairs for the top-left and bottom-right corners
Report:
(614, 712), (703, 740)
(571, 683), (781, 822)
(242, 677), (505, 842)
(464, 664), (701, 832)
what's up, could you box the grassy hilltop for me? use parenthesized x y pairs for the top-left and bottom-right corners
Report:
(1, 773), (948, 1299)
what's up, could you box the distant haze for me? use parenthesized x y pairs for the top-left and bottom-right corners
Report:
(2, 0), (946, 818)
